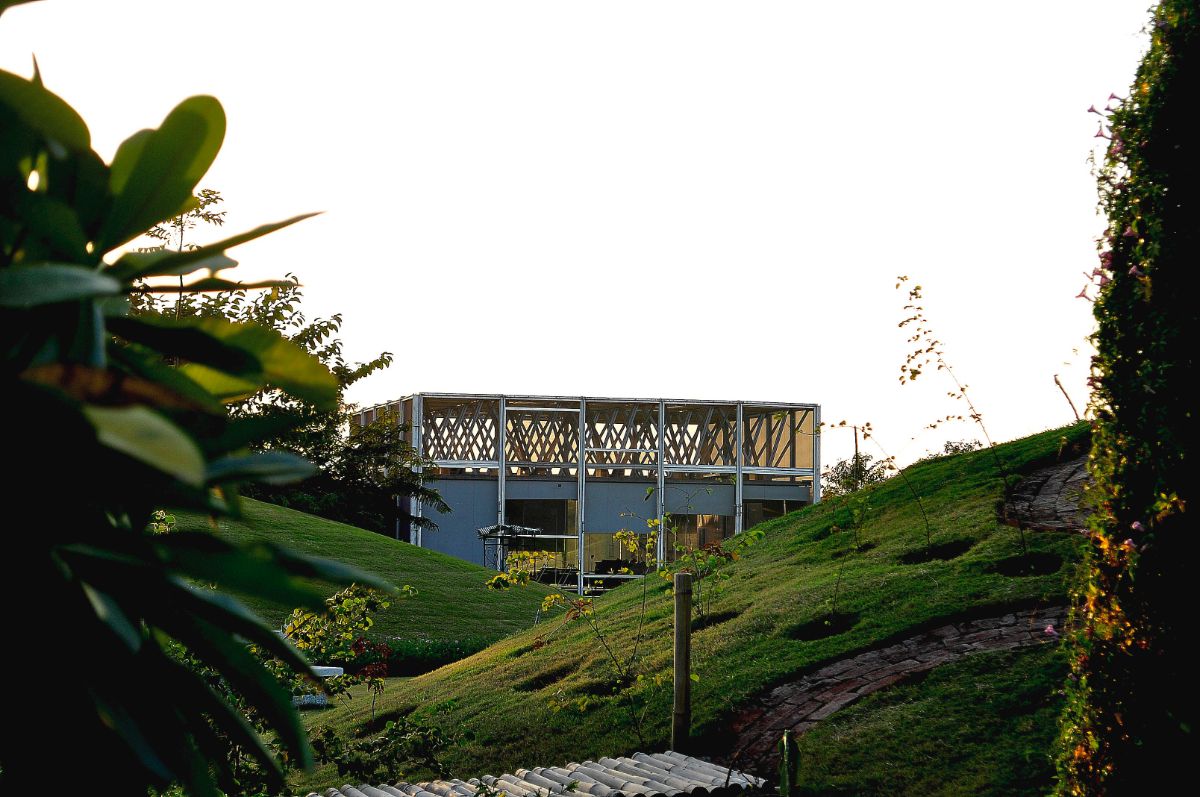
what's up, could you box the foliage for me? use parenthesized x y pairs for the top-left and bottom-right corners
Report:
(286, 424), (1086, 788)
(937, 439), (983, 457)
(1057, 3), (1198, 792)
(0, 46), (402, 793)
(135, 274), (447, 535)
(170, 584), (400, 794)
(821, 453), (890, 497)
(822, 420), (933, 550)
(659, 520), (764, 621)
(311, 716), (450, 784)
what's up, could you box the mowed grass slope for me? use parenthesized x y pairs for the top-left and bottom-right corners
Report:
(295, 423), (1088, 791)
(176, 499), (549, 645)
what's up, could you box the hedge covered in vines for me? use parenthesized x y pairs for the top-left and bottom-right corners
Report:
(1057, 2), (1199, 793)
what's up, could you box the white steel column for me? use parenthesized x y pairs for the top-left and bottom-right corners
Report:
(656, 400), (666, 564)
(497, 396), (507, 558)
(812, 404), (822, 504)
(576, 397), (587, 594)
(412, 393), (423, 547)
(734, 402), (744, 534)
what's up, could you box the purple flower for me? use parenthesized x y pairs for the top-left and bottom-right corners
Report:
(1112, 139), (1125, 155)
(1095, 124), (1109, 139)
(1076, 286), (1089, 300)
(1123, 226), (1137, 237)
(1099, 251), (1114, 270)
(1122, 538), (1134, 548)
(1131, 521), (1145, 533)
(1087, 104), (1101, 115)
(1129, 265), (1145, 277)
(1045, 625), (1058, 637)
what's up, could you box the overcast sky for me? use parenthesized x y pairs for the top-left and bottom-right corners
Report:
(1, 1), (1150, 467)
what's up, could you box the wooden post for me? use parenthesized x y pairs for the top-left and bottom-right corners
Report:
(672, 571), (693, 752)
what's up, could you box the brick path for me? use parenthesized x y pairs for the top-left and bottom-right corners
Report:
(725, 605), (1067, 775)
(1004, 455), (1089, 532)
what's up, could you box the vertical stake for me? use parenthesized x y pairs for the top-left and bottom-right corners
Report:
(672, 571), (693, 751)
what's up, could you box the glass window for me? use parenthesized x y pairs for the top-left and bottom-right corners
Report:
(662, 514), (734, 561)
(582, 532), (653, 575)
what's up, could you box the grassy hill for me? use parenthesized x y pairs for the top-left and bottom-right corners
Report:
(294, 423), (1089, 794)
(176, 499), (549, 653)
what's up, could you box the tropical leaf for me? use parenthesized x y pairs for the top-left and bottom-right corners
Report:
(83, 404), (205, 486)
(108, 315), (262, 377)
(98, 96), (226, 251)
(0, 68), (91, 151)
(0, 263), (120, 307)
(179, 317), (338, 409)
(108, 212), (318, 281)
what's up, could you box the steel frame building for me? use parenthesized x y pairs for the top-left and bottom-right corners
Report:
(356, 393), (820, 593)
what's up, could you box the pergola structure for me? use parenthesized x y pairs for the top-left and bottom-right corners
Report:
(356, 393), (820, 593)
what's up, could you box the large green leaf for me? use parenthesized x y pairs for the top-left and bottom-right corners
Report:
(108, 129), (150, 196)
(108, 315), (263, 377)
(177, 363), (259, 403)
(83, 405), (205, 487)
(153, 532), (331, 612)
(206, 451), (316, 485)
(98, 96), (226, 251)
(0, 69), (90, 151)
(16, 192), (89, 259)
(0, 263), (120, 307)
(107, 344), (228, 414)
(108, 213), (318, 281)
(178, 317), (338, 409)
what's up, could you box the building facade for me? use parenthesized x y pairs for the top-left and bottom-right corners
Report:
(356, 393), (820, 593)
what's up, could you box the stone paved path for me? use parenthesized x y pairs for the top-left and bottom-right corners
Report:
(724, 605), (1067, 776)
(1004, 455), (1089, 532)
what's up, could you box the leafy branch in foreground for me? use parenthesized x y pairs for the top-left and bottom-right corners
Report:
(1, 52), (395, 794)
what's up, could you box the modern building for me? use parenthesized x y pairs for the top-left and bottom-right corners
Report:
(355, 393), (820, 593)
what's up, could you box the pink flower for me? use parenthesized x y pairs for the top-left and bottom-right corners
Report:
(1045, 625), (1058, 637)
(1122, 538), (1134, 548)
(1129, 265), (1145, 277)
(1075, 286), (1089, 300)
(1131, 521), (1145, 533)
(1095, 124), (1109, 139)
(1087, 104), (1101, 115)
(1099, 251), (1114, 269)
(1123, 226), (1137, 237)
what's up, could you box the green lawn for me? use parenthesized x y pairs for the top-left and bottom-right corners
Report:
(289, 423), (1088, 793)
(790, 645), (1068, 796)
(176, 498), (550, 648)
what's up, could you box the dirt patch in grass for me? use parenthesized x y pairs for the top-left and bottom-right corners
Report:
(693, 609), (742, 631)
(898, 539), (975, 564)
(785, 612), (861, 641)
(513, 662), (578, 692)
(831, 541), (878, 559)
(987, 552), (1063, 577)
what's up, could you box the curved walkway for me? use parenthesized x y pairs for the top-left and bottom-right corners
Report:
(725, 605), (1067, 776)
(1003, 455), (1089, 532)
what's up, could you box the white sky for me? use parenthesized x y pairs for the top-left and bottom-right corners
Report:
(1, 1), (1149, 468)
